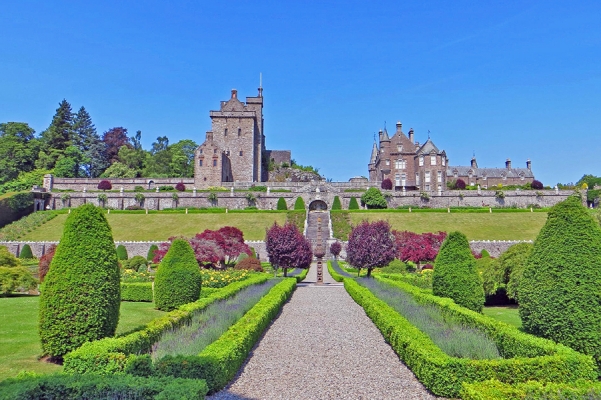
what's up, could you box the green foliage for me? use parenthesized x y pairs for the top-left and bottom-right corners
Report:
(461, 379), (601, 400)
(361, 187), (387, 209)
(285, 210), (306, 231)
(0, 266), (37, 295)
(331, 196), (342, 210)
(147, 244), (159, 261)
(122, 255), (148, 271)
(0, 246), (20, 267)
(154, 239), (202, 311)
(39, 204), (121, 358)
(116, 244), (128, 260)
(121, 282), (153, 302)
(378, 259), (409, 273)
(331, 211), (352, 240)
(345, 277), (597, 398)
(0, 168), (50, 196)
(432, 231), (485, 312)
(0, 192), (35, 228)
(18, 244), (34, 259)
(497, 242), (533, 301)
(0, 373), (208, 400)
(0, 122), (39, 185)
(293, 196), (305, 210)
(101, 161), (137, 178)
(520, 195), (601, 366)
(480, 249), (490, 258)
(36, 99), (74, 170)
(276, 197), (287, 210)
(348, 196), (359, 210)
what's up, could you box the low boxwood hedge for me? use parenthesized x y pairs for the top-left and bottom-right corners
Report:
(0, 373), (208, 400)
(461, 379), (601, 400)
(327, 260), (345, 282)
(63, 274), (270, 375)
(344, 277), (596, 398)
(121, 282), (153, 302)
(294, 267), (309, 283)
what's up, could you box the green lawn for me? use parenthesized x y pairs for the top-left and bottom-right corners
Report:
(22, 213), (287, 241)
(483, 306), (522, 328)
(0, 296), (165, 380)
(349, 212), (547, 240)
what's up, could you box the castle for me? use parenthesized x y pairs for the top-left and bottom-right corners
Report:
(193, 88), (291, 188)
(368, 122), (535, 190)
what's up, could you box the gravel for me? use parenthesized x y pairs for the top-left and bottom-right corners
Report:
(208, 263), (438, 400)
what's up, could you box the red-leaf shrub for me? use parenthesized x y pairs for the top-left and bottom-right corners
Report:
(265, 222), (312, 276)
(330, 241), (342, 259)
(531, 180), (543, 190)
(38, 245), (57, 282)
(393, 230), (447, 264)
(422, 264), (434, 270)
(347, 220), (395, 277)
(472, 250), (483, 259)
(98, 180), (112, 190)
(381, 178), (393, 190)
(455, 179), (466, 190)
(175, 182), (186, 191)
(234, 257), (264, 272)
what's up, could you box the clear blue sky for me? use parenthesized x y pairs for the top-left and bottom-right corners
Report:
(1, 1), (600, 185)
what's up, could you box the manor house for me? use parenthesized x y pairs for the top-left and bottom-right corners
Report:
(368, 122), (535, 190)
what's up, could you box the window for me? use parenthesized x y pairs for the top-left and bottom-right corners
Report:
(238, 128), (241, 136)
(199, 149), (203, 154)
(395, 174), (400, 185)
(431, 155), (436, 165)
(442, 157), (446, 166)
(419, 156), (424, 166)
(213, 159), (217, 167)
(416, 173), (420, 185)
(483, 174), (487, 181)
(239, 151), (243, 156)
(386, 159), (390, 166)
(426, 184), (430, 190)
(437, 185), (442, 191)
(199, 160), (203, 166)
(502, 174), (507, 181)
(437, 171), (442, 183)
(395, 159), (406, 169)
(401, 173), (406, 185)
(397, 145), (403, 152)
(214, 149), (217, 154)
(425, 171), (431, 183)
(224, 128), (228, 136)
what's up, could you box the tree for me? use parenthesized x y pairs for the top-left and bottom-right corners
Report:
(480, 242), (533, 301)
(455, 179), (466, 190)
(0, 122), (39, 185)
(53, 146), (85, 178)
(103, 127), (130, 164)
(277, 197), (287, 210)
(143, 136), (171, 177)
(361, 187), (387, 209)
(147, 244), (158, 262)
(175, 182), (186, 191)
(38, 245), (57, 283)
(169, 139), (197, 177)
(432, 231), (485, 312)
(117, 144), (146, 177)
(154, 239), (202, 311)
(37, 100), (74, 169)
(348, 197), (359, 210)
(265, 222), (312, 277)
(331, 196), (342, 210)
(101, 161), (137, 178)
(346, 220), (395, 277)
(39, 204), (120, 358)
(98, 180), (112, 190)
(294, 197), (305, 210)
(0, 248), (36, 296)
(330, 241), (342, 259)
(519, 196), (601, 365)
(116, 245), (128, 260)
(381, 178), (393, 190)
(73, 107), (108, 177)
(392, 231), (447, 267)
(530, 180), (544, 190)
(194, 227), (251, 267)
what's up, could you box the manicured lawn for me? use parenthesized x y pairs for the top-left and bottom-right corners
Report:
(22, 212), (287, 241)
(349, 212), (547, 240)
(483, 306), (522, 328)
(0, 296), (165, 380)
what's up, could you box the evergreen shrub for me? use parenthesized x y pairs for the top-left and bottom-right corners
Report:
(154, 239), (202, 311)
(147, 244), (158, 261)
(293, 197), (305, 210)
(348, 197), (359, 210)
(331, 196), (342, 210)
(19, 244), (34, 259)
(175, 182), (186, 191)
(121, 282), (153, 302)
(432, 231), (485, 312)
(39, 204), (121, 358)
(455, 179), (466, 190)
(361, 187), (387, 209)
(520, 195), (601, 366)
(123, 255), (148, 271)
(480, 249), (490, 258)
(276, 197), (287, 210)
(116, 244), (128, 260)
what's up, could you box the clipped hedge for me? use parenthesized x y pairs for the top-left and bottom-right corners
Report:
(344, 277), (596, 397)
(293, 196), (305, 210)
(294, 267), (309, 283)
(327, 260), (346, 282)
(276, 197), (287, 210)
(461, 379), (601, 400)
(116, 244), (128, 261)
(63, 274), (269, 375)
(331, 196), (342, 210)
(0, 373), (208, 400)
(147, 244), (158, 261)
(19, 244), (34, 259)
(348, 196), (359, 210)
(121, 282), (153, 302)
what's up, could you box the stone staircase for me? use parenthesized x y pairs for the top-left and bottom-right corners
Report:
(305, 210), (331, 259)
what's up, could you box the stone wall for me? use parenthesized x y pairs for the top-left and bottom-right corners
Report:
(47, 177), (194, 192)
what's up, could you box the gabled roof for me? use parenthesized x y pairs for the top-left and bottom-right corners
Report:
(416, 138), (441, 155)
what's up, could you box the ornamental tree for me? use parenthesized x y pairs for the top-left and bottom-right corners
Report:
(348, 197), (359, 210)
(381, 178), (393, 190)
(346, 220), (395, 277)
(98, 180), (112, 190)
(331, 196), (342, 210)
(39, 204), (120, 359)
(38, 245), (57, 283)
(265, 222), (312, 277)
(294, 197), (306, 210)
(531, 179), (543, 190)
(19, 244), (34, 259)
(455, 179), (466, 190)
(277, 197), (288, 210)
(392, 230), (447, 267)
(360, 187), (387, 209)
(330, 241), (342, 259)
(519, 196), (601, 366)
(175, 182), (186, 191)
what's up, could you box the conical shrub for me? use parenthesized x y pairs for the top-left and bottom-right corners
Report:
(276, 197), (287, 210)
(294, 197), (305, 210)
(331, 196), (342, 210)
(154, 239), (202, 311)
(116, 244), (128, 260)
(19, 244), (34, 259)
(39, 204), (120, 358)
(348, 197), (359, 210)
(432, 231), (484, 312)
(519, 195), (601, 365)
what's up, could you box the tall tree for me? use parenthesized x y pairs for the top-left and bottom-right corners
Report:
(73, 107), (108, 177)
(169, 139), (197, 177)
(143, 136), (171, 177)
(53, 145), (85, 178)
(346, 220), (395, 277)
(37, 99), (74, 169)
(0, 122), (39, 184)
(102, 127), (130, 164)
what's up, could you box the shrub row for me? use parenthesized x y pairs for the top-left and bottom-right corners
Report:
(377, 272), (433, 290)
(294, 267), (309, 283)
(63, 274), (269, 375)
(327, 260), (346, 282)
(344, 277), (596, 397)
(0, 373), (208, 400)
(0, 210), (56, 241)
(461, 379), (601, 400)
(121, 282), (153, 302)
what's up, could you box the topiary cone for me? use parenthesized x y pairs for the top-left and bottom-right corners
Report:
(39, 204), (121, 358)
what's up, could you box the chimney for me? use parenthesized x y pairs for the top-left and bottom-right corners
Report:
(526, 159), (531, 170)
(505, 158), (512, 169)
(206, 131), (213, 141)
(415, 141), (420, 150)
(396, 121), (402, 135)
(258, 87), (263, 97)
(471, 157), (478, 168)
(408, 128), (414, 143)
(231, 89), (237, 99)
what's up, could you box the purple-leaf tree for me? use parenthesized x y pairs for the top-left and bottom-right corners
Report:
(330, 241), (342, 260)
(347, 220), (395, 277)
(265, 222), (312, 277)
(97, 180), (112, 191)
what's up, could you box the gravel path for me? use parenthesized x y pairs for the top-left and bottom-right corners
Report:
(209, 263), (437, 400)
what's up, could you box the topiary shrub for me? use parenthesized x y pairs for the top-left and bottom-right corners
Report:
(124, 255), (148, 271)
(38, 245), (56, 283)
(154, 238), (202, 311)
(480, 249), (490, 258)
(234, 256), (263, 272)
(19, 244), (34, 259)
(361, 187), (387, 209)
(381, 178), (393, 190)
(348, 197), (359, 210)
(147, 244), (158, 262)
(39, 204), (121, 359)
(175, 182), (186, 191)
(293, 197), (305, 210)
(276, 197), (287, 210)
(455, 179), (466, 190)
(97, 180), (112, 191)
(331, 196), (342, 210)
(432, 231), (485, 312)
(116, 245), (128, 261)
(531, 179), (543, 190)
(519, 195), (601, 366)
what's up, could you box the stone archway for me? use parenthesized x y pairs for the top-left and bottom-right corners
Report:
(309, 199), (328, 211)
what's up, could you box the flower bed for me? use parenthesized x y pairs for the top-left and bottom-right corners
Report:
(344, 277), (596, 397)
(200, 269), (251, 288)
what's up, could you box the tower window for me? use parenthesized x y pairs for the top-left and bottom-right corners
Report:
(199, 160), (203, 167)
(214, 149), (217, 154)
(239, 151), (243, 156)
(419, 156), (424, 166)
(437, 171), (442, 182)
(431, 155), (436, 165)
(224, 128), (228, 136)
(213, 159), (217, 167)
(395, 159), (406, 169)
(238, 128), (241, 136)
(386, 159), (390, 166)
(199, 149), (203, 154)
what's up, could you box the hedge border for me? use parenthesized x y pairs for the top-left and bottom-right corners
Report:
(121, 282), (153, 302)
(461, 379), (601, 400)
(327, 260), (348, 282)
(64, 274), (269, 374)
(294, 267), (309, 283)
(344, 277), (596, 397)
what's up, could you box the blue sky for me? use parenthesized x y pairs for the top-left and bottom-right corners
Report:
(1, 1), (600, 185)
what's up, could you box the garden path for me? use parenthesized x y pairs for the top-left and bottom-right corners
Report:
(208, 263), (437, 400)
